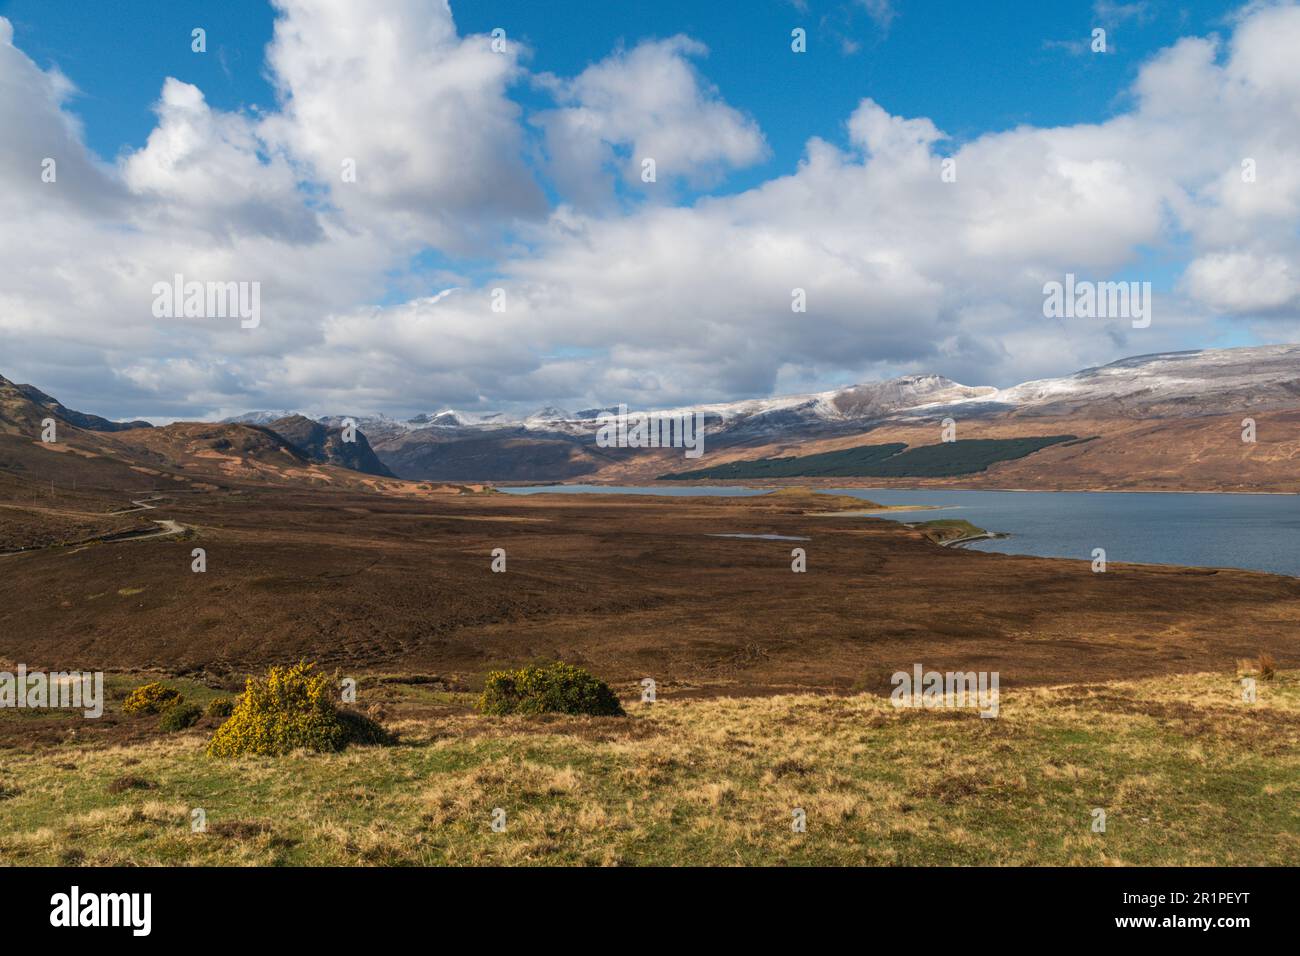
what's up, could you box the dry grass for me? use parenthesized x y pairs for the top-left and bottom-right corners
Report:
(0, 670), (1296, 866)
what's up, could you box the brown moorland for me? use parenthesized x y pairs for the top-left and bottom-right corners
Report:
(1, 479), (1296, 700)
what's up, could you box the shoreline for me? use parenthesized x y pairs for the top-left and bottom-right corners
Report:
(494, 485), (1299, 575)
(940, 531), (1009, 548)
(494, 481), (1299, 497)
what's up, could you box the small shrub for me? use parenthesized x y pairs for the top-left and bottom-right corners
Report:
(107, 775), (154, 794)
(122, 682), (183, 716)
(336, 709), (396, 745)
(477, 662), (624, 717)
(1258, 652), (1276, 681)
(206, 661), (391, 757)
(206, 696), (236, 719)
(159, 702), (202, 732)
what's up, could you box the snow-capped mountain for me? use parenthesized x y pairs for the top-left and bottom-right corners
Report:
(225, 344), (1300, 435)
(525, 406), (573, 424)
(640, 374), (999, 433)
(215, 345), (1299, 481)
(221, 375), (994, 438)
(220, 409), (300, 426)
(227, 344), (1300, 435)
(982, 345), (1300, 417)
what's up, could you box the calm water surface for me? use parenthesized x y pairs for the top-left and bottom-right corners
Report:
(502, 485), (1300, 576)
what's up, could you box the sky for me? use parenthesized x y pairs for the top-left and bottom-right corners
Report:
(1, 0), (1298, 421)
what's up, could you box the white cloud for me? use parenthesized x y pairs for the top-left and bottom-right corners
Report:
(534, 36), (767, 208)
(261, 0), (546, 249)
(1184, 252), (1300, 315)
(123, 78), (321, 243)
(0, 19), (124, 218)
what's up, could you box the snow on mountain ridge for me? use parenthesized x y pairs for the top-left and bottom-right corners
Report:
(221, 345), (1300, 435)
(222, 409), (300, 426)
(989, 345), (1300, 408)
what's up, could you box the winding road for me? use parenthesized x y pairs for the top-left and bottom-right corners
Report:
(0, 496), (189, 557)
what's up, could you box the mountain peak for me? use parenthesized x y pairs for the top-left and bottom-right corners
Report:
(525, 406), (572, 422)
(223, 409), (300, 426)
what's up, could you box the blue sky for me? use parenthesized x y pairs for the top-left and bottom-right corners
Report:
(3, 0), (1243, 195)
(1, 0), (1296, 419)
(3, 0), (1248, 300)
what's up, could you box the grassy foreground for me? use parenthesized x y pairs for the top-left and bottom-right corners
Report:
(1, 671), (1297, 866)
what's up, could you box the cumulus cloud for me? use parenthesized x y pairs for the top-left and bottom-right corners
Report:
(0, 18), (124, 218)
(0, 13), (391, 419)
(1183, 252), (1300, 315)
(534, 36), (767, 208)
(123, 78), (321, 244)
(261, 0), (546, 249)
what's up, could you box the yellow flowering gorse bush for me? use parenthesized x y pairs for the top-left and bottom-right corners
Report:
(206, 661), (389, 757)
(122, 682), (184, 716)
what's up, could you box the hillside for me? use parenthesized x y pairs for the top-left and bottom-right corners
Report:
(0, 374), (151, 433)
(663, 437), (1079, 480)
(662, 411), (1300, 493)
(370, 428), (617, 481)
(0, 375), (422, 497)
(264, 415), (396, 478)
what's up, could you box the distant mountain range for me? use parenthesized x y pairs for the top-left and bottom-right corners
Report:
(219, 345), (1300, 483)
(3, 345), (1299, 492)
